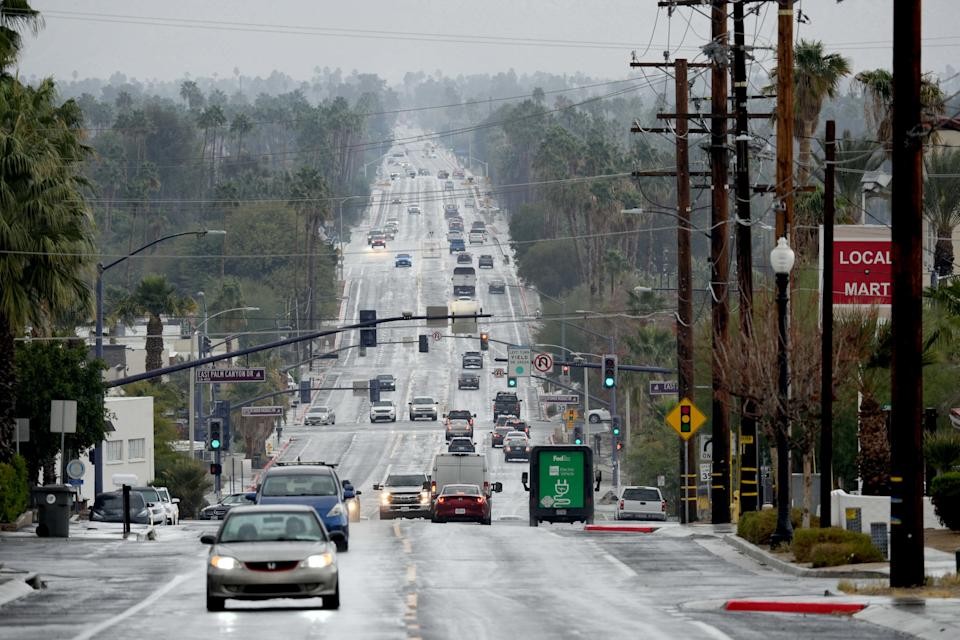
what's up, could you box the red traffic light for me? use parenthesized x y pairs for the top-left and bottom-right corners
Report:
(210, 463), (222, 475)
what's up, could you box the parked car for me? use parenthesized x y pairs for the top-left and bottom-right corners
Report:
(131, 486), (168, 525)
(447, 437), (476, 453)
(202, 505), (340, 611)
(432, 484), (491, 525)
(588, 408), (612, 423)
(478, 254), (494, 268)
(305, 406), (335, 426)
(615, 485), (667, 521)
(199, 492), (249, 520)
(457, 372), (480, 390)
(395, 254), (413, 268)
(369, 400), (397, 423)
(488, 280), (506, 294)
(90, 491), (158, 525)
(503, 434), (531, 462)
(153, 486), (180, 524)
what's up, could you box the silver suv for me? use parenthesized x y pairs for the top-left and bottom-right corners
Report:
(408, 396), (438, 421)
(369, 400), (397, 423)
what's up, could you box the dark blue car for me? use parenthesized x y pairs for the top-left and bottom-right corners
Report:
(395, 253), (412, 268)
(247, 464), (353, 551)
(449, 238), (466, 253)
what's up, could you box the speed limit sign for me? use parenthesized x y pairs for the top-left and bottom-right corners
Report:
(533, 352), (554, 373)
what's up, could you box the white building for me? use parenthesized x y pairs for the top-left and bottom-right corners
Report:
(77, 396), (155, 501)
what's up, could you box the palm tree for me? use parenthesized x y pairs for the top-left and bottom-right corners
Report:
(770, 40), (851, 186)
(0, 0), (40, 73)
(923, 149), (960, 277)
(230, 112), (253, 160)
(856, 68), (946, 151)
(0, 78), (96, 461)
(113, 275), (194, 371)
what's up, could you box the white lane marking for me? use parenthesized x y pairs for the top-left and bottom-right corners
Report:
(689, 621), (736, 640)
(72, 571), (197, 640)
(600, 551), (637, 578)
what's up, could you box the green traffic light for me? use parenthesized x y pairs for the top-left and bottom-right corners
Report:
(574, 438), (582, 445)
(604, 377), (615, 387)
(211, 440), (221, 449)
(612, 428), (620, 436)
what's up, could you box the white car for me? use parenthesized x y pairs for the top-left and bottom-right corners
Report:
(154, 486), (180, 525)
(587, 408), (611, 423)
(305, 406), (335, 426)
(615, 485), (667, 521)
(370, 400), (397, 423)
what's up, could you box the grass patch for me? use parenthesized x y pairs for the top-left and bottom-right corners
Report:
(838, 574), (960, 598)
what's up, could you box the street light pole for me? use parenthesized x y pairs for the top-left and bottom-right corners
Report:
(770, 237), (795, 546)
(93, 228), (225, 495)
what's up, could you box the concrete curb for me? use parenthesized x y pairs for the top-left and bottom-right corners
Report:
(724, 534), (890, 579)
(584, 524), (660, 533)
(725, 598), (867, 615)
(0, 571), (43, 608)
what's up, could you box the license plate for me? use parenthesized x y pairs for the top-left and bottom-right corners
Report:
(556, 509), (567, 515)
(455, 508), (466, 515)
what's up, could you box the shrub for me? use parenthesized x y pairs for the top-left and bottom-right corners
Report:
(924, 431), (960, 475)
(809, 539), (884, 567)
(737, 507), (817, 545)
(931, 471), (960, 531)
(0, 455), (30, 523)
(793, 527), (877, 563)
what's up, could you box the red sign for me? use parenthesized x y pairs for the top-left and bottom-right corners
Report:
(833, 240), (892, 306)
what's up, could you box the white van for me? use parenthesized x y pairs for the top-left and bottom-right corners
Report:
(431, 453), (501, 500)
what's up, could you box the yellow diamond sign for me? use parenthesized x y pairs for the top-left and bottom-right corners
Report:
(665, 398), (706, 441)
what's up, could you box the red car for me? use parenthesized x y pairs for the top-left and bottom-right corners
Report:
(432, 484), (491, 525)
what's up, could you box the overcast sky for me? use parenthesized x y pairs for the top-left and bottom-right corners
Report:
(18, 1), (960, 85)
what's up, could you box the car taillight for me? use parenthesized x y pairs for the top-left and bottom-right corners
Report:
(504, 447), (511, 452)
(431, 481), (436, 495)
(477, 496), (486, 504)
(619, 500), (624, 510)
(437, 497), (445, 504)
(661, 500), (667, 512)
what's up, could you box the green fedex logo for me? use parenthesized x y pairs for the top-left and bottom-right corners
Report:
(537, 451), (584, 509)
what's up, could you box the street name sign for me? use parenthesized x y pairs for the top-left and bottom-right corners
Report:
(665, 397), (707, 441)
(241, 406), (284, 417)
(196, 367), (266, 383)
(649, 380), (679, 396)
(539, 394), (580, 404)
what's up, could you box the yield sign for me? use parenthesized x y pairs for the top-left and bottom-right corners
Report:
(665, 398), (706, 441)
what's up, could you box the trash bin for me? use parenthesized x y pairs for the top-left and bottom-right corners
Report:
(32, 485), (74, 538)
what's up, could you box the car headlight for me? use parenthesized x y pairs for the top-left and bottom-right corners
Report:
(420, 490), (430, 505)
(136, 509), (149, 517)
(327, 503), (345, 518)
(380, 492), (393, 506)
(210, 555), (240, 570)
(301, 553), (334, 569)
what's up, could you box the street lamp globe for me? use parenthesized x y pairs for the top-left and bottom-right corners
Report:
(769, 237), (795, 275)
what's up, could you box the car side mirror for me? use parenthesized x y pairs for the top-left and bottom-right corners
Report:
(244, 492), (257, 502)
(472, 413), (477, 418)
(200, 534), (216, 545)
(355, 490), (363, 497)
(172, 498), (180, 504)
(520, 472), (530, 492)
(493, 482), (503, 493)
(373, 484), (381, 491)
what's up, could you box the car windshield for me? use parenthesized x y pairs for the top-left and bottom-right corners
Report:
(95, 493), (144, 509)
(310, 407), (329, 414)
(496, 427), (513, 435)
(261, 474), (338, 497)
(386, 475), (426, 486)
(136, 488), (160, 502)
(374, 401), (393, 408)
(622, 488), (662, 501)
(377, 375), (394, 381)
(448, 410), (471, 419)
(441, 484), (480, 496)
(219, 512), (327, 543)
(505, 438), (527, 446)
(412, 397), (434, 404)
(222, 494), (247, 505)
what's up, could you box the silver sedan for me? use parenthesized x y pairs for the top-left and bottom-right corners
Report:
(202, 505), (339, 611)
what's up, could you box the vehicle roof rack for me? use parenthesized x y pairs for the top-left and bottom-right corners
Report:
(274, 459), (338, 468)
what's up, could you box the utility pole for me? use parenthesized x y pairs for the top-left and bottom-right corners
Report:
(732, 0), (758, 515)
(821, 120), (836, 528)
(709, 0), (731, 525)
(776, 0), (794, 239)
(889, 0), (924, 588)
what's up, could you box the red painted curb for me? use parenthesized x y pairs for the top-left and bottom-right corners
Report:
(584, 525), (659, 533)
(724, 600), (867, 615)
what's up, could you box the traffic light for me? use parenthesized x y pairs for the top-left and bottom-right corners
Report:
(419, 334), (429, 353)
(611, 416), (621, 437)
(359, 309), (377, 347)
(480, 332), (489, 351)
(602, 354), (618, 388)
(507, 376), (517, 388)
(369, 378), (381, 403)
(200, 334), (212, 356)
(210, 463), (222, 475)
(573, 424), (584, 445)
(561, 365), (570, 375)
(680, 404), (692, 435)
(208, 418), (223, 451)
(615, 440), (623, 452)
(299, 379), (311, 405)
